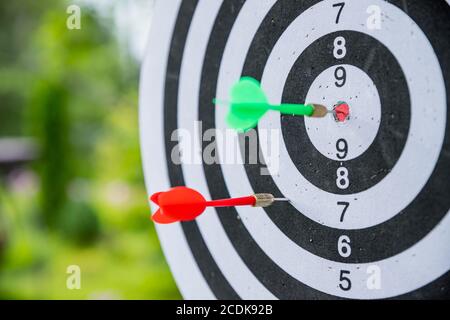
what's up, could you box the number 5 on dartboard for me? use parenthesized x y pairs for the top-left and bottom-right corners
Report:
(339, 270), (352, 291)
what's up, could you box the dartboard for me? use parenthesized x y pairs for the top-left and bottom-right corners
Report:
(139, 0), (450, 299)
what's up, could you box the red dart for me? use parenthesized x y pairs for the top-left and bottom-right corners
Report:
(149, 186), (288, 224)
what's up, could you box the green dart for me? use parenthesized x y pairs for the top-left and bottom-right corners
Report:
(213, 77), (328, 132)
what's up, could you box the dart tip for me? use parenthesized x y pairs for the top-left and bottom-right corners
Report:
(253, 194), (290, 207)
(310, 104), (329, 118)
(273, 198), (290, 201)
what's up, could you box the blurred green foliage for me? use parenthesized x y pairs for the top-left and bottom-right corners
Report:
(0, 0), (181, 299)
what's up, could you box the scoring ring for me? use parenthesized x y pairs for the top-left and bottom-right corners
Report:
(280, 30), (410, 195)
(241, 0), (448, 261)
(258, 14), (444, 230)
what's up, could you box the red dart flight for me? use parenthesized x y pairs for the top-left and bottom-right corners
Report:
(150, 186), (257, 224)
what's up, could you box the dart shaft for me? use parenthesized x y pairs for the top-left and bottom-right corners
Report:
(270, 103), (314, 116)
(205, 196), (256, 207)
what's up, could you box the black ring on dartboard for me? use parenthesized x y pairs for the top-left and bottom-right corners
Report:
(161, 0), (450, 299)
(281, 30), (410, 194)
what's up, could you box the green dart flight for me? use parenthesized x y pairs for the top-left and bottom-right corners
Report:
(214, 77), (328, 132)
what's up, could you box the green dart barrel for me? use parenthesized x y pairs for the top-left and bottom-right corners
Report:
(271, 103), (315, 117)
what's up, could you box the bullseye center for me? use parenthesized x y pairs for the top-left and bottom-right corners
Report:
(333, 101), (350, 122)
(304, 64), (381, 161)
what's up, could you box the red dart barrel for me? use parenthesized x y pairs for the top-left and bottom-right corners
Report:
(205, 196), (256, 207)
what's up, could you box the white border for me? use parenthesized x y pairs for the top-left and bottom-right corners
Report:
(139, 0), (214, 299)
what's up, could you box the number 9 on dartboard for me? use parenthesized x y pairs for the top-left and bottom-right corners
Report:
(139, 0), (450, 299)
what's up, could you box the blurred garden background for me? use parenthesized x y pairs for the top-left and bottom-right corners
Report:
(0, 0), (181, 299)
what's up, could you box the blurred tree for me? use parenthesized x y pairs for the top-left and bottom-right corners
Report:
(0, 0), (180, 299)
(0, 0), (139, 239)
(0, 0), (54, 135)
(31, 81), (70, 226)
(22, 2), (134, 231)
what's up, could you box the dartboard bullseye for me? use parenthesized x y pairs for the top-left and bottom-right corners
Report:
(139, 0), (450, 299)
